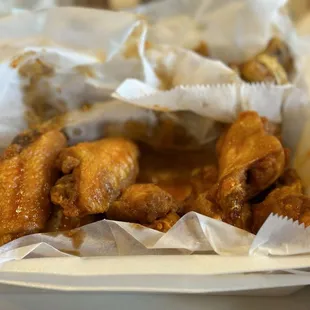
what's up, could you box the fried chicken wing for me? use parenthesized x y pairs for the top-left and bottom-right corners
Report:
(240, 37), (292, 84)
(157, 184), (192, 203)
(252, 169), (309, 233)
(240, 54), (288, 84)
(51, 138), (139, 217)
(264, 37), (294, 74)
(0, 130), (66, 243)
(216, 111), (286, 229)
(146, 212), (180, 232)
(276, 168), (303, 193)
(107, 184), (179, 224)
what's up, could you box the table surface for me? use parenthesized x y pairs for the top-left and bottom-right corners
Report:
(0, 285), (309, 310)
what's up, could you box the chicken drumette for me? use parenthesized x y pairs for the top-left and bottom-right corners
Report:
(107, 184), (180, 224)
(216, 111), (286, 229)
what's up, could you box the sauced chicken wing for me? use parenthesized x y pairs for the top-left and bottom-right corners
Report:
(157, 183), (192, 203)
(146, 212), (180, 232)
(106, 184), (179, 224)
(51, 138), (139, 217)
(216, 111), (286, 229)
(252, 169), (310, 233)
(0, 130), (66, 244)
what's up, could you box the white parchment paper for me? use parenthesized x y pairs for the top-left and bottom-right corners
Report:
(0, 7), (144, 147)
(134, 0), (307, 63)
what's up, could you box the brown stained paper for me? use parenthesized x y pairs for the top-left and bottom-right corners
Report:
(0, 3), (310, 263)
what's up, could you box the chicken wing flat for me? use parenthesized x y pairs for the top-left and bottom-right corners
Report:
(146, 212), (180, 232)
(106, 184), (180, 224)
(216, 111), (286, 229)
(252, 169), (310, 233)
(0, 130), (66, 243)
(51, 138), (139, 217)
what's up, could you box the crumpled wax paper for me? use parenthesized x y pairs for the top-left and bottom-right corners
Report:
(132, 0), (310, 102)
(0, 6), (232, 149)
(0, 5), (310, 261)
(113, 0), (310, 123)
(134, 0), (310, 63)
(0, 6), (146, 147)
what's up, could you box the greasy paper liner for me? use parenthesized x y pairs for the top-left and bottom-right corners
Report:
(133, 0), (310, 63)
(0, 5), (309, 263)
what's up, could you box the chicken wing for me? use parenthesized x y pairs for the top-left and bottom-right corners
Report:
(240, 37), (292, 84)
(146, 212), (180, 232)
(0, 130), (66, 243)
(51, 138), (139, 217)
(106, 184), (179, 224)
(264, 37), (294, 74)
(240, 54), (288, 84)
(252, 169), (309, 233)
(216, 111), (286, 229)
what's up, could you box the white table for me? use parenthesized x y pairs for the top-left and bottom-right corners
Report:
(0, 285), (309, 310)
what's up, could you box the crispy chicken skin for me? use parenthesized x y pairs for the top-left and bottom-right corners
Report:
(0, 130), (66, 242)
(107, 184), (179, 224)
(146, 212), (180, 232)
(252, 169), (310, 233)
(51, 138), (139, 217)
(216, 111), (286, 229)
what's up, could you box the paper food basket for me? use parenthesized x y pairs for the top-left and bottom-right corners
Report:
(0, 1), (310, 297)
(0, 255), (310, 295)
